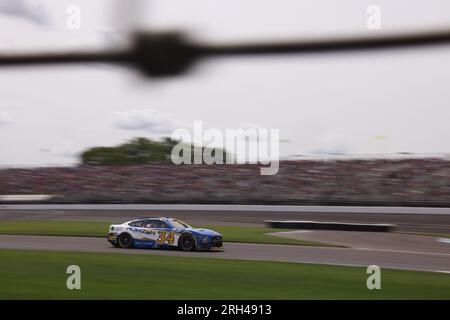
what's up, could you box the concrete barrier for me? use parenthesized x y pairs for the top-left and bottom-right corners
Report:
(265, 220), (395, 232)
(0, 195), (55, 202)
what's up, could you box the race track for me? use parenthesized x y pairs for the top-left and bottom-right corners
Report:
(1, 234), (449, 273)
(1, 204), (449, 233)
(1, 205), (449, 273)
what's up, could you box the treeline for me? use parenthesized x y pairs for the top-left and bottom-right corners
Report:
(80, 137), (229, 165)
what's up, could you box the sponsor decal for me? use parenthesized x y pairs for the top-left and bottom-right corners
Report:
(127, 227), (156, 235)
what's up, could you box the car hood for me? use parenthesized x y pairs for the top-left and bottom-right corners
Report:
(188, 228), (222, 237)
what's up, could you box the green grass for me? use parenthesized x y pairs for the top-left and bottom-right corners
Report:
(0, 220), (108, 237)
(0, 220), (329, 246)
(0, 249), (449, 299)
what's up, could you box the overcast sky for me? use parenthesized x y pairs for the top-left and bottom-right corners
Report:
(0, 0), (450, 166)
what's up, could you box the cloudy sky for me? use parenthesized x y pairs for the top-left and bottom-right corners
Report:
(0, 0), (450, 166)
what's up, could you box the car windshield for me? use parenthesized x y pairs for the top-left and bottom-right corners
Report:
(170, 219), (191, 229)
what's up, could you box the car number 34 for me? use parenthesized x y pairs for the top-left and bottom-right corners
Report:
(157, 231), (175, 244)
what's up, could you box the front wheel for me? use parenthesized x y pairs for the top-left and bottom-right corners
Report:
(117, 233), (134, 248)
(178, 234), (196, 251)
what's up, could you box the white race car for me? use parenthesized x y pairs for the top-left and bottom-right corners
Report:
(107, 217), (223, 251)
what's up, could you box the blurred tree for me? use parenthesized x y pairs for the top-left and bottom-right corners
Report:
(80, 137), (229, 165)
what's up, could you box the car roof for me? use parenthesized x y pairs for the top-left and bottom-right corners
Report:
(135, 217), (170, 221)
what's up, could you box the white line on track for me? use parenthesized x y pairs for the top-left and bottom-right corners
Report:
(353, 247), (450, 257)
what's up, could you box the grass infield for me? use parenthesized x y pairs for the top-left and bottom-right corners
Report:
(1, 249), (449, 299)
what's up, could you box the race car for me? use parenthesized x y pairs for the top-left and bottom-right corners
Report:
(107, 217), (223, 251)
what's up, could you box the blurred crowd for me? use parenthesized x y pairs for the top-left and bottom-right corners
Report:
(0, 159), (449, 206)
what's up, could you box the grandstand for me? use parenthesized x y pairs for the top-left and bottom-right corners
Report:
(1, 158), (449, 206)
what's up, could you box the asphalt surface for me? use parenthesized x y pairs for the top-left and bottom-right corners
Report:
(1, 204), (449, 233)
(1, 234), (449, 273)
(269, 230), (450, 254)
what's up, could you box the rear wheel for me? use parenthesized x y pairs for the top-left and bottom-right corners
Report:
(178, 234), (196, 251)
(117, 233), (134, 248)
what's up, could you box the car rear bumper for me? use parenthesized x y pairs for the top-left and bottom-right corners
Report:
(107, 232), (117, 245)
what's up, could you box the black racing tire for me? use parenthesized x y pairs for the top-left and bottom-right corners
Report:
(178, 234), (196, 251)
(117, 233), (134, 249)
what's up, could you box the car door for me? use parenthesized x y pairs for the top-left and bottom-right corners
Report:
(134, 219), (160, 244)
(152, 220), (176, 247)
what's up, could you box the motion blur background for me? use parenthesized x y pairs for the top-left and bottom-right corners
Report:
(0, 0), (449, 206)
(1, 0), (450, 301)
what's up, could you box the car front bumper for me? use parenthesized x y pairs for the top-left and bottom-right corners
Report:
(197, 235), (223, 250)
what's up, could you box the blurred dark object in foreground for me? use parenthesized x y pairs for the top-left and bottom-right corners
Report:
(1, 30), (450, 77)
(0, 158), (449, 207)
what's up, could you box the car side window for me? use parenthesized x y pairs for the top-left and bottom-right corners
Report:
(128, 219), (170, 228)
(159, 221), (170, 229)
(151, 220), (170, 229)
(143, 220), (158, 228)
(128, 220), (145, 227)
